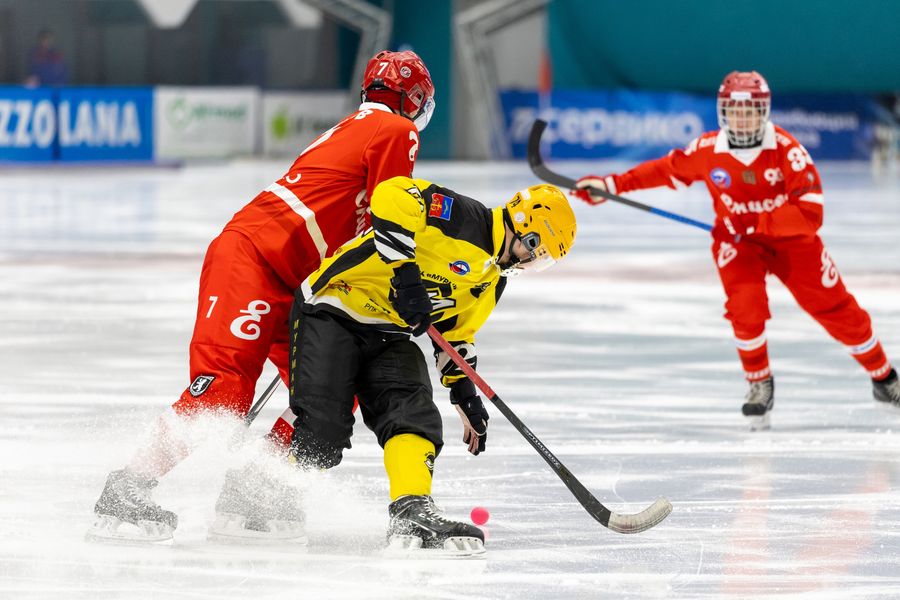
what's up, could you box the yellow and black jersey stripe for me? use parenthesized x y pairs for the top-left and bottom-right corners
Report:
(299, 176), (508, 387)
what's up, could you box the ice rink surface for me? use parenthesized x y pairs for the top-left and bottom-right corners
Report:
(1, 158), (899, 599)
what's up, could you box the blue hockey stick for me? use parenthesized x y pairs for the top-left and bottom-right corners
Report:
(527, 119), (713, 233)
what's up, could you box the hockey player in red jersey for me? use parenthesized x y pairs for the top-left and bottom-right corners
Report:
(572, 71), (899, 428)
(88, 50), (436, 543)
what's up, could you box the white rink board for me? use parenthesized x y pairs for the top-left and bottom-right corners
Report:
(1, 159), (899, 599)
(154, 87), (259, 159)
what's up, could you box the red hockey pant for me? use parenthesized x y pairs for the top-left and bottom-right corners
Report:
(711, 234), (889, 381)
(172, 231), (294, 430)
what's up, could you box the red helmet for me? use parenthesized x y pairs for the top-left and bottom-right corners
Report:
(361, 50), (436, 131)
(717, 71), (771, 147)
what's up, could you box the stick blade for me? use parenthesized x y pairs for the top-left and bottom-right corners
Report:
(606, 497), (673, 534)
(527, 119), (579, 189)
(527, 119), (548, 170)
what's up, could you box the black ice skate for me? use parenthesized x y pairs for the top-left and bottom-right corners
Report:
(742, 377), (775, 431)
(873, 368), (900, 405)
(208, 465), (306, 544)
(385, 495), (485, 558)
(86, 469), (178, 543)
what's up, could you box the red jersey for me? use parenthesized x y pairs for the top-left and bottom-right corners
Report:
(224, 103), (420, 288)
(610, 123), (824, 239)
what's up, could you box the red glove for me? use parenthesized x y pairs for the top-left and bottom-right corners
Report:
(570, 175), (614, 205)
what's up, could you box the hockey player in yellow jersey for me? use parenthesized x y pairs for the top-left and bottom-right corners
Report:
(288, 175), (576, 556)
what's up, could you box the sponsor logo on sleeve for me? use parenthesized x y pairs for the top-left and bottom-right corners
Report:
(189, 375), (215, 397)
(429, 193), (454, 220)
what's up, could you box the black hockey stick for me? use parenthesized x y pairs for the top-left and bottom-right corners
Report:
(244, 374), (281, 426)
(428, 326), (672, 534)
(527, 119), (713, 233)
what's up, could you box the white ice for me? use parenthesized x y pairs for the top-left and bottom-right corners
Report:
(1, 159), (899, 599)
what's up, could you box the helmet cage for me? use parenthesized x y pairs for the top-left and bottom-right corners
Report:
(516, 231), (557, 272)
(717, 95), (770, 147)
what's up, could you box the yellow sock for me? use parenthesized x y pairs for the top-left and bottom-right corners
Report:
(383, 434), (435, 501)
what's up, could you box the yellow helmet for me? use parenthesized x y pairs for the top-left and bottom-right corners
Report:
(503, 184), (576, 273)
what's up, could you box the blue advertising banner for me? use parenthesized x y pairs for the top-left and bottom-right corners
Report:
(769, 94), (886, 161)
(0, 86), (57, 161)
(57, 87), (154, 161)
(501, 90), (887, 161)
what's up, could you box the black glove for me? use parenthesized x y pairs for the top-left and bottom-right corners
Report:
(451, 379), (489, 455)
(390, 262), (432, 336)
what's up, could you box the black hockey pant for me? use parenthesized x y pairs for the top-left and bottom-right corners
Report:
(288, 306), (443, 469)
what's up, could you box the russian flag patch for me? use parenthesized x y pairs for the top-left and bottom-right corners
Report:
(429, 193), (454, 220)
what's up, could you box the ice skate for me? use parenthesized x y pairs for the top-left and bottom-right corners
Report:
(742, 377), (774, 431)
(873, 368), (900, 405)
(86, 469), (178, 543)
(384, 495), (485, 558)
(207, 465), (307, 544)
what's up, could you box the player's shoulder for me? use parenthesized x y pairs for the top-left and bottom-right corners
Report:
(683, 129), (720, 155)
(771, 124), (802, 148)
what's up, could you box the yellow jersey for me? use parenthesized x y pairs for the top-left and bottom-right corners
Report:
(299, 176), (508, 387)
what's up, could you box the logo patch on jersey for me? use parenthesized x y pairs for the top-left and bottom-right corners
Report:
(820, 249), (839, 288)
(742, 170), (757, 185)
(189, 375), (215, 397)
(716, 241), (738, 268)
(449, 260), (470, 276)
(470, 282), (491, 298)
(710, 168), (731, 189)
(429, 193), (454, 220)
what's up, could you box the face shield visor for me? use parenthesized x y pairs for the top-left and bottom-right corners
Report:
(412, 96), (435, 132)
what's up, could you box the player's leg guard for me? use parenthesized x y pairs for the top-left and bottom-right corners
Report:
(383, 433), (435, 500)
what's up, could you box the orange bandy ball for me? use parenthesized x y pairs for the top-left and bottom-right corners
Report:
(470, 506), (490, 526)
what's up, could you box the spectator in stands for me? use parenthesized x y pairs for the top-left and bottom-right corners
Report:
(25, 28), (68, 87)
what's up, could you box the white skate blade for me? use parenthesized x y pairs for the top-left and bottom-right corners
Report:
(747, 412), (771, 431)
(207, 512), (308, 545)
(85, 514), (174, 544)
(383, 534), (486, 559)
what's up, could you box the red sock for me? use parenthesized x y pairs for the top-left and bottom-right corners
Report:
(847, 336), (891, 379)
(266, 409), (295, 449)
(736, 333), (771, 381)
